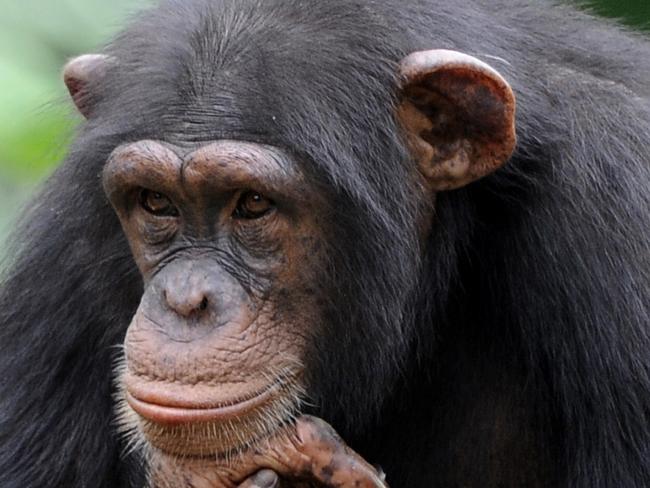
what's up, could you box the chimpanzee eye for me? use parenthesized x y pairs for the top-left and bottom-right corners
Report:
(138, 189), (179, 217)
(234, 191), (274, 219)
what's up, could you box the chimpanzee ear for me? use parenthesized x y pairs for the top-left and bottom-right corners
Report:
(398, 50), (516, 191)
(63, 54), (111, 118)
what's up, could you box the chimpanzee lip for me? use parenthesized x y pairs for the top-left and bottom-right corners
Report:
(126, 381), (279, 426)
(121, 369), (304, 456)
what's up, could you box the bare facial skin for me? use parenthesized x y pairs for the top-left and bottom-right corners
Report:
(104, 140), (334, 477)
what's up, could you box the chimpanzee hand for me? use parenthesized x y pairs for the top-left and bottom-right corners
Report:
(149, 416), (388, 488)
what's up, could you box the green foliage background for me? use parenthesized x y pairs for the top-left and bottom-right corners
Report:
(0, 0), (648, 242)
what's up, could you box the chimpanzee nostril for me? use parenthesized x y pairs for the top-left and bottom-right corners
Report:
(163, 286), (211, 318)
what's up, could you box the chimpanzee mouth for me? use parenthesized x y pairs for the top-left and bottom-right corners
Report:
(125, 381), (280, 425)
(115, 366), (306, 458)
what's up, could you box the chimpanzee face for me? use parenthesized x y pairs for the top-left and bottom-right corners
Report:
(103, 139), (328, 455)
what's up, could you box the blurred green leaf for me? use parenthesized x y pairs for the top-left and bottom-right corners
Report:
(590, 0), (650, 29)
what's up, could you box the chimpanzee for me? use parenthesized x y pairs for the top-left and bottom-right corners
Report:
(0, 0), (648, 487)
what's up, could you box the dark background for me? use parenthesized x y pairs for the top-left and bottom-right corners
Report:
(0, 0), (647, 244)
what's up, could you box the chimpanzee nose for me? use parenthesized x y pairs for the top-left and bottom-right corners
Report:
(155, 261), (247, 324)
(164, 287), (210, 317)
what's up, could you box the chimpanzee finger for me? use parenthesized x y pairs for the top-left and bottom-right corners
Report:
(293, 416), (388, 488)
(252, 416), (389, 488)
(236, 469), (280, 488)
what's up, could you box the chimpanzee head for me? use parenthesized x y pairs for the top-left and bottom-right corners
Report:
(62, 6), (515, 460)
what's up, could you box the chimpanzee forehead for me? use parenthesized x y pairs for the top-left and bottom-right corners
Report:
(102, 0), (406, 147)
(109, 139), (302, 187)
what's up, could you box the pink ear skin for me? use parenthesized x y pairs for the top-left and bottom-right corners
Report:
(62, 54), (111, 118)
(398, 49), (517, 191)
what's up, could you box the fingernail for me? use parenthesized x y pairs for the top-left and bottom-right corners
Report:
(251, 469), (279, 488)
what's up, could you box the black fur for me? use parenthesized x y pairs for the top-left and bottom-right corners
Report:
(1, 1), (648, 486)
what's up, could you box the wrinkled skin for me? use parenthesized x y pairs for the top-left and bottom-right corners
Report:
(149, 416), (387, 488)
